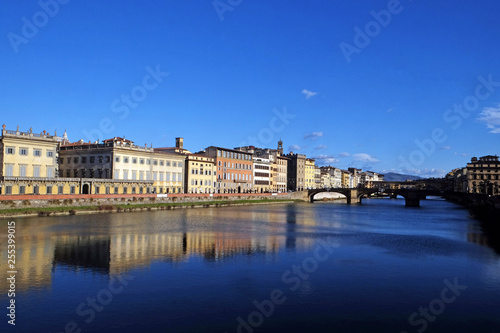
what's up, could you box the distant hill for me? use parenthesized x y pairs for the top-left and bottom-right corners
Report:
(383, 172), (422, 182)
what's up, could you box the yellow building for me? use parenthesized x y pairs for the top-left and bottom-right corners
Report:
(305, 158), (316, 189)
(60, 137), (184, 194)
(184, 154), (217, 194)
(0, 125), (65, 195)
(467, 155), (500, 195)
(342, 170), (351, 188)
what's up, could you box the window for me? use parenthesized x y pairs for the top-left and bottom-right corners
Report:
(159, 172), (164, 181)
(67, 157), (71, 163)
(47, 167), (54, 178)
(132, 158), (137, 164)
(82, 157), (87, 163)
(132, 187), (136, 194)
(105, 187), (110, 194)
(74, 169), (78, 177)
(95, 186), (100, 194)
(59, 157), (64, 164)
(58, 186), (64, 194)
(20, 148), (28, 156)
(5, 186), (12, 194)
(140, 159), (145, 165)
(166, 172), (171, 181)
(123, 170), (129, 180)
(132, 171), (137, 180)
(90, 156), (95, 163)
(153, 160), (158, 165)
(166, 161), (171, 167)
(66, 169), (70, 177)
(114, 170), (120, 179)
(34, 149), (42, 157)
(46, 186), (52, 194)
(123, 186), (128, 194)
(6, 164), (14, 177)
(106, 156), (110, 163)
(34, 186), (39, 195)
(19, 186), (26, 194)
(115, 157), (120, 162)
(6, 147), (15, 154)
(114, 187), (119, 194)
(139, 187), (143, 194)
(160, 160), (164, 166)
(74, 157), (79, 163)
(70, 186), (75, 194)
(172, 161), (177, 167)
(99, 156), (103, 163)
(139, 171), (144, 180)
(19, 165), (27, 177)
(146, 159), (150, 165)
(124, 157), (129, 163)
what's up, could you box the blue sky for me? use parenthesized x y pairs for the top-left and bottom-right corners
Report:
(1, 0), (499, 177)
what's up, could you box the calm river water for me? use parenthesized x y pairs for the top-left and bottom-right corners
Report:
(1, 198), (500, 332)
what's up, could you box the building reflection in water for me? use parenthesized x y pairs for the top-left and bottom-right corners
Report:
(0, 205), (322, 292)
(286, 208), (297, 251)
(467, 222), (500, 256)
(53, 236), (111, 273)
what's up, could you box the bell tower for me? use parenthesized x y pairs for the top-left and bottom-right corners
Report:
(277, 139), (283, 155)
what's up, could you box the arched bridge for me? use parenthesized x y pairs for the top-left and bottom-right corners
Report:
(308, 188), (445, 207)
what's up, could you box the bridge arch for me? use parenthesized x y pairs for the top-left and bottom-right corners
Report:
(309, 189), (349, 203)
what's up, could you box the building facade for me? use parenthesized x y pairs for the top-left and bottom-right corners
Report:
(305, 158), (316, 189)
(203, 146), (253, 193)
(466, 155), (500, 195)
(60, 137), (184, 194)
(184, 154), (217, 194)
(0, 125), (62, 195)
(276, 155), (288, 192)
(285, 152), (306, 191)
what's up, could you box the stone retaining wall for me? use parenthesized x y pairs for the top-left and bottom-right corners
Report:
(0, 192), (294, 209)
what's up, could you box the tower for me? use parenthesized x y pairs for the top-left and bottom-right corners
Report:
(277, 138), (283, 155)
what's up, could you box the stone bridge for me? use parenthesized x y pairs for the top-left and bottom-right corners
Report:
(308, 188), (444, 207)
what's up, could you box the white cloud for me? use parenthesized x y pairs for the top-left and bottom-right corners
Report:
(386, 108), (394, 113)
(314, 144), (327, 150)
(352, 153), (379, 163)
(313, 154), (339, 165)
(338, 152), (350, 158)
(478, 105), (500, 133)
(386, 168), (446, 178)
(301, 89), (317, 99)
(288, 144), (302, 151)
(440, 146), (451, 150)
(304, 131), (323, 140)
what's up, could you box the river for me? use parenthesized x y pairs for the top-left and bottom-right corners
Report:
(1, 198), (500, 332)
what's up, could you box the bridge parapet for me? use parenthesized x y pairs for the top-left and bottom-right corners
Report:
(308, 188), (444, 207)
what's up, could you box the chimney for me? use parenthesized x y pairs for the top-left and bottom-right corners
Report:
(176, 137), (184, 149)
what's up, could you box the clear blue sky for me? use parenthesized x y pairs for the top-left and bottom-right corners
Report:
(2, 0), (500, 177)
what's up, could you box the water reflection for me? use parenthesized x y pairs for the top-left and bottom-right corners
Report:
(468, 222), (500, 256)
(1, 201), (499, 296)
(0, 204), (317, 293)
